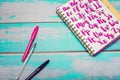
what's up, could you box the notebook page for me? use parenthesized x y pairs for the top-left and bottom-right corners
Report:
(57, 0), (120, 55)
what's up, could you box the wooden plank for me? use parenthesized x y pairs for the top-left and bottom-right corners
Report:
(0, 1), (64, 23)
(0, 51), (120, 80)
(0, 0), (120, 23)
(0, 22), (120, 52)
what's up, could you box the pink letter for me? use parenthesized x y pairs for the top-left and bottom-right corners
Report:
(87, 37), (96, 43)
(63, 7), (70, 11)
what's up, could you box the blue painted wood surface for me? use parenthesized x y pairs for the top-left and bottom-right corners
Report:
(0, 0), (120, 52)
(1, 23), (120, 52)
(0, 0), (120, 80)
(0, 52), (120, 80)
(0, 0), (120, 23)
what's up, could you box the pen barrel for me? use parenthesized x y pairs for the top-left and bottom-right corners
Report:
(25, 68), (40, 80)
(25, 60), (49, 80)
(22, 40), (33, 61)
(31, 26), (39, 40)
(22, 26), (39, 62)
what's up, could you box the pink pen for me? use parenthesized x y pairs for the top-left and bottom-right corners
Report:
(22, 26), (39, 62)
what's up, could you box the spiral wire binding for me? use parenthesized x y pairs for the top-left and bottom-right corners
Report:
(56, 8), (95, 55)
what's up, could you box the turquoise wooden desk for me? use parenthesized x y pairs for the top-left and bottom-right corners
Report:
(0, 0), (120, 80)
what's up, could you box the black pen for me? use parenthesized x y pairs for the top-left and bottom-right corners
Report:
(25, 60), (50, 80)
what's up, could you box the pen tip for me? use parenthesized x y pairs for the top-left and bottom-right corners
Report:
(16, 76), (19, 80)
(47, 60), (50, 63)
(33, 43), (37, 47)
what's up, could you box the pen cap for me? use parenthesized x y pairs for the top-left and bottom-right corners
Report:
(22, 26), (39, 62)
(31, 26), (39, 40)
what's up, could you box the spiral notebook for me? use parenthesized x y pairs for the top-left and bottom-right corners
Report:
(56, 0), (120, 56)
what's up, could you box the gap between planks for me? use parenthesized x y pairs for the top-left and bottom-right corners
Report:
(0, 50), (120, 54)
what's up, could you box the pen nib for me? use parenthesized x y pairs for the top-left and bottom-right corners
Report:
(16, 76), (19, 80)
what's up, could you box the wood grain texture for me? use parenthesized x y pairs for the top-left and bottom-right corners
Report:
(0, 0), (120, 52)
(0, 52), (120, 80)
(0, 0), (120, 80)
(1, 22), (120, 52)
(0, 0), (120, 23)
